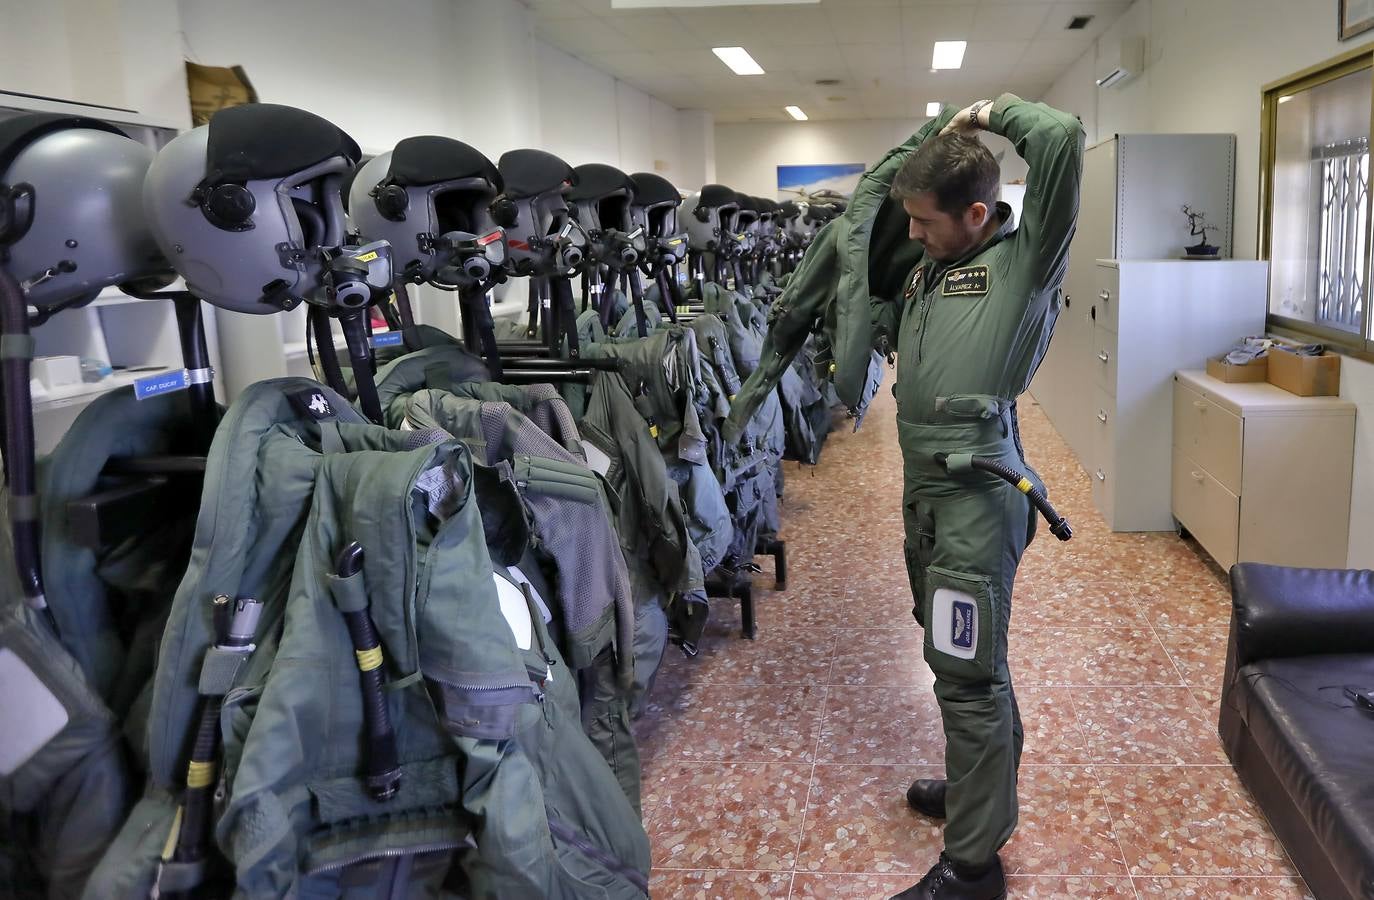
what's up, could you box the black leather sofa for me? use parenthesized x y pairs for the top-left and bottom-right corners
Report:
(1220, 563), (1374, 900)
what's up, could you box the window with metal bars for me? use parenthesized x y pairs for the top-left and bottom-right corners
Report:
(1313, 137), (1369, 334)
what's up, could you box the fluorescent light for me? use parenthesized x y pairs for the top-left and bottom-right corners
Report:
(1278, 95), (1293, 103)
(785, 106), (808, 121)
(932, 40), (967, 70)
(925, 101), (942, 117)
(615, 0), (819, 6)
(713, 46), (765, 76)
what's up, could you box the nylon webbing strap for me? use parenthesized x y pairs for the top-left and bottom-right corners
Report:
(198, 645), (252, 695)
(319, 420), (344, 454)
(157, 859), (208, 893)
(327, 569), (369, 614)
(0, 334), (35, 360)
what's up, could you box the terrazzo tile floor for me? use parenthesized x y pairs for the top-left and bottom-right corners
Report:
(633, 387), (1313, 899)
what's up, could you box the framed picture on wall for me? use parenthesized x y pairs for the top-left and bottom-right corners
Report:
(776, 163), (866, 201)
(1340, 0), (1374, 40)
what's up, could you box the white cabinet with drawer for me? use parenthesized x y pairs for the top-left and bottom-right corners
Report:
(1172, 371), (1355, 570)
(1063, 260), (1268, 531)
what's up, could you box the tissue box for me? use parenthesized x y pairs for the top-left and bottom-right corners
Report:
(1206, 355), (1268, 383)
(32, 355), (82, 390)
(1267, 348), (1342, 396)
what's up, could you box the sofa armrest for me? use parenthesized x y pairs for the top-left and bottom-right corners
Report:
(1229, 563), (1374, 668)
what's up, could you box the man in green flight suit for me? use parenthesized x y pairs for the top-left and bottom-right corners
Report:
(882, 95), (1084, 900)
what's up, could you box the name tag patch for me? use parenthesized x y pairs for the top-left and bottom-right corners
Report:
(942, 265), (989, 296)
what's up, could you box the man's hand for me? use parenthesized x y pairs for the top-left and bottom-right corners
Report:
(939, 100), (994, 136)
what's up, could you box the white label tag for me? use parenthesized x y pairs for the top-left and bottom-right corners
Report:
(491, 573), (533, 651)
(930, 587), (978, 660)
(0, 648), (70, 776)
(580, 439), (613, 477)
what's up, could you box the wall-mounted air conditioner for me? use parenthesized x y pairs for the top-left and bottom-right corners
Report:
(1096, 37), (1145, 88)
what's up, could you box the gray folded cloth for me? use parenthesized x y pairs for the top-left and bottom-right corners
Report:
(1225, 337), (1274, 365)
(1274, 342), (1325, 357)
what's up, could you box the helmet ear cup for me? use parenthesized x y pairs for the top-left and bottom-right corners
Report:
(201, 183), (256, 231)
(692, 203), (710, 223)
(373, 183), (409, 222)
(490, 197), (519, 229)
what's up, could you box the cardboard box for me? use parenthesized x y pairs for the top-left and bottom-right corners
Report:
(1267, 348), (1342, 396)
(1206, 355), (1269, 383)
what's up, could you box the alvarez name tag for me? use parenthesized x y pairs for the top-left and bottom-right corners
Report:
(941, 265), (989, 297)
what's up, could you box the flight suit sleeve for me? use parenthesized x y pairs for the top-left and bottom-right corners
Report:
(986, 93), (1086, 286)
(868, 104), (956, 351)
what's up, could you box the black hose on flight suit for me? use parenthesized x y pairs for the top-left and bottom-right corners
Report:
(165, 594), (263, 895)
(332, 540), (402, 801)
(933, 452), (1073, 541)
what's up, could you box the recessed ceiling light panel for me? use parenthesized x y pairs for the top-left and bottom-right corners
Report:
(713, 46), (765, 75)
(931, 40), (966, 70)
(785, 105), (808, 121)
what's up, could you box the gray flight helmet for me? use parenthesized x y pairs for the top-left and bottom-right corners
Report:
(629, 172), (687, 266)
(0, 115), (172, 309)
(144, 103), (390, 314)
(681, 183), (741, 255)
(568, 163), (644, 270)
(349, 136), (507, 289)
(732, 195), (761, 256)
(492, 149), (587, 277)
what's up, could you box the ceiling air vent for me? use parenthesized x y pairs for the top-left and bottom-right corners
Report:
(814, 78), (842, 86)
(1067, 15), (1094, 30)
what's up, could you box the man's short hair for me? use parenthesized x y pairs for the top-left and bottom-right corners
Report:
(890, 133), (1000, 215)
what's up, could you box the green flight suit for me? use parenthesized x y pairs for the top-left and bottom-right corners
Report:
(883, 94), (1084, 867)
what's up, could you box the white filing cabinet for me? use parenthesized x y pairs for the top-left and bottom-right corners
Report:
(1081, 260), (1267, 531)
(1172, 371), (1355, 570)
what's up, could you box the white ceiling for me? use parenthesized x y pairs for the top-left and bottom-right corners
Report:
(525, 0), (1131, 122)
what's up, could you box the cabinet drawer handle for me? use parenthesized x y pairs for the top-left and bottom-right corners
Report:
(1095, 469), (1107, 482)
(1097, 410), (1108, 423)
(1192, 400), (1207, 411)
(1099, 289), (1111, 302)
(1191, 471), (1205, 482)
(1098, 350), (1110, 363)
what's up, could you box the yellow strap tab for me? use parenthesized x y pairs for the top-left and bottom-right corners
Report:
(356, 646), (384, 672)
(161, 805), (184, 861)
(649, 424), (660, 438)
(828, 362), (837, 374)
(186, 759), (216, 789)
(1016, 477), (1033, 494)
(729, 394), (737, 402)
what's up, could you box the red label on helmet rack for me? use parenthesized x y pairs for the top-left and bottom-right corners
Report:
(478, 231), (503, 246)
(509, 239), (530, 251)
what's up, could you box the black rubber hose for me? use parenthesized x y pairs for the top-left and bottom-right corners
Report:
(334, 541), (401, 801)
(308, 305), (349, 400)
(626, 267), (649, 338)
(467, 289), (504, 381)
(171, 694), (222, 866)
(934, 452), (1074, 541)
(654, 268), (679, 324)
(550, 275), (581, 358)
(338, 310), (383, 424)
(0, 268), (43, 608)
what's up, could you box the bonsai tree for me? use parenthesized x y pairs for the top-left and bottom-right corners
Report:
(1182, 204), (1221, 257)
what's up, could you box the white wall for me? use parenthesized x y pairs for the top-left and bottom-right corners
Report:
(714, 117), (1031, 200)
(0, 0), (189, 127)
(1044, 0), (1374, 568)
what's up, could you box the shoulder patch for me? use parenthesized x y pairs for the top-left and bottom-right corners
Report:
(941, 265), (989, 297)
(903, 268), (924, 300)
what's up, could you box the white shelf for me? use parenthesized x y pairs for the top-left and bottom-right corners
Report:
(32, 367), (171, 412)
